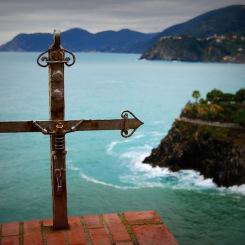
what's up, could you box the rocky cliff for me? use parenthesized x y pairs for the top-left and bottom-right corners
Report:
(143, 119), (245, 187)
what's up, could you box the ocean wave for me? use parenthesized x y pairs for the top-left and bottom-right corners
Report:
(219, 184), (245, 196)
(105, 136), (145, 155)
(67, 161), (80, 171)
(68, 146), (245, 196)
(79, 172), (138, 190)
(106, 141), (119, 155)
(120, 148), (216, 190)
(105, 140), (131, 155)
(69, 162), (165, 190)
(68, 158), (158, 190)
(119, 147), (245, 195)
(78, 171), (173, 190)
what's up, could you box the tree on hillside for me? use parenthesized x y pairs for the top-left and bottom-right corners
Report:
(235, 89), (245, 102)
(192, 90), (201, 103)
(206, 89), (223, 102)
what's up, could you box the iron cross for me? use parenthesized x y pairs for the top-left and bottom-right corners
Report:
(0, 30), (143, 230)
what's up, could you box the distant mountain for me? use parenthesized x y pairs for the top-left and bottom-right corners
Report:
(0, 28), (157, 53)
(1, 5), (244, 53)
(0, 33), (52, 52)
(141, 5), (245, 62)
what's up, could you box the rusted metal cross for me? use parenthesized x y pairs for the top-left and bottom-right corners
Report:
(0, 30), (143, 230)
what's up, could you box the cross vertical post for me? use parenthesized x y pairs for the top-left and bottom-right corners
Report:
(48, 31), (68, 229)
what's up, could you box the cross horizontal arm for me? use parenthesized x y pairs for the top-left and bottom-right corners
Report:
(0, 118), (143, 134)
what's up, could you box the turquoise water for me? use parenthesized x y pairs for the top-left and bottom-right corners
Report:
(0, 52), (245, 244)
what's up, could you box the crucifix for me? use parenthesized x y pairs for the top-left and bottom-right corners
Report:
(0, 30), (143, 230)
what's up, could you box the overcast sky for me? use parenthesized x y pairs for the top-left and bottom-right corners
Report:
(0, 0), (245, 44)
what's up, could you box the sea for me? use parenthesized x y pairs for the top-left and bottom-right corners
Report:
(0, 52), (245, 245)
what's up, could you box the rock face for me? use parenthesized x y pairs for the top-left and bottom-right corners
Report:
(143, 120), (245, 187)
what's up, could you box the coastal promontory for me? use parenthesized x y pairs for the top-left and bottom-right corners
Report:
(140, 35), (245, 63)
(143, 89), (245, 187)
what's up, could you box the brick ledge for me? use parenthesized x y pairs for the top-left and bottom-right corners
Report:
(0, 210), (179, 245)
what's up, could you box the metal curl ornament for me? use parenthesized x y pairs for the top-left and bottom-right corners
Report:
(37, 49), (75, 67)
(64, 49), (76, 67)
(37, 51), (49, 67)
(120, 110), (142, 138)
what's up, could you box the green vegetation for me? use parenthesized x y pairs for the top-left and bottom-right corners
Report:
(181, 89), (245, 125)
(192, 90), (201, 103)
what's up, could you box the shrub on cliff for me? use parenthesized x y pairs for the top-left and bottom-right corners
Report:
(233, 109), (245, 126)
(206, 89), (224, 102)
(181, 89), (245, 125)
(235, 89), (245, 102)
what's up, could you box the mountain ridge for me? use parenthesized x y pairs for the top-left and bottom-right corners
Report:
(0, 28), (157, 53)
(159, 5), (245, 38)
(1, 5), (244, 53)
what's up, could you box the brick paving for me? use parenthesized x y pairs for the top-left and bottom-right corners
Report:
(0, 210), (178, 245)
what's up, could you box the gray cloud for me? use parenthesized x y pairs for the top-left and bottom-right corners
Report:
(0, 0), (244, 44)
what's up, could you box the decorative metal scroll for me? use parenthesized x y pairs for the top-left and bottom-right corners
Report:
(121, 110), (142, 138)
(37, 49), (76, 67)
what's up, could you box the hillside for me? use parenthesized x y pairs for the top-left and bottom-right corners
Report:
(141, 5), (245, 62)
(0, 28), (157, 53)
(141, 34), (245, 63)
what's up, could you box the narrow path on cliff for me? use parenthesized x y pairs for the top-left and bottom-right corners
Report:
(177, 117), (245, 130)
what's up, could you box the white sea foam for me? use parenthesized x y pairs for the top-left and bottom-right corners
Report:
(120, 147), (245, 195)
(106, 141), (119, 155)
(119, 146), (219, 190)
(79, 171), (162, 190)
(219, 184), (245, 196)
(105, 136), (144, 156)
(79, 172), (136, 189)
(67, 161), (80, 171)
(69, 144), (245, 196)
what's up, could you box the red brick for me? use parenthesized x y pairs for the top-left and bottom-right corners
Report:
(116, 242), (134, 245)
(24, 233), (42, 245)
(68, 217), (82, 230)
(132, 224), (179, 245)
(67, 230), (86, 245)
(83, 215), (102, 228)
(2, 222), (19, 236)
(42, 219), (52, 227)
(124, 211), (161, 225)
(103, 214), (131, 242)
(24, 220), (41, 233)
(23, 220), (42, 245)
(1, 236), (19, 245)
(46, 231), (66, 245)
(89, 228), (111, 245)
